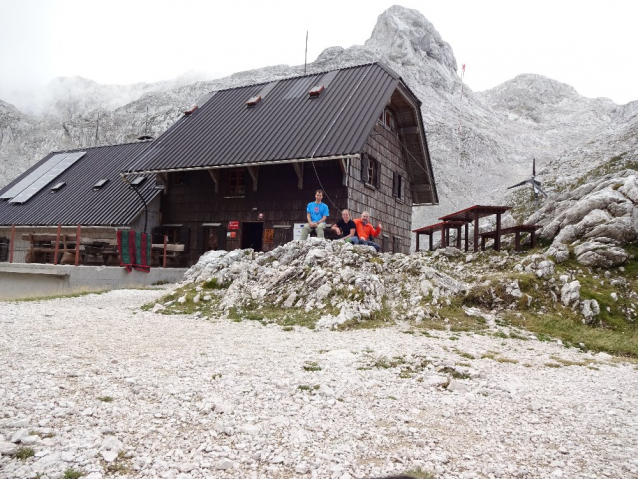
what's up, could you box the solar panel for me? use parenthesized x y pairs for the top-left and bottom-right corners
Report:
(10, 151), (86, 204)
(0, 153), (69, 200)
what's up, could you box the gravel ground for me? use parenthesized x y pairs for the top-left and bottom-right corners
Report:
(1, 289), (638, 479)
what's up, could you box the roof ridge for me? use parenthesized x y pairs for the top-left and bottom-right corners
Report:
(49, 139), (152, 155)
(194, 61), (396, 96)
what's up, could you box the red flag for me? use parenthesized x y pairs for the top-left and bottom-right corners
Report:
(462, 64), (466, 72)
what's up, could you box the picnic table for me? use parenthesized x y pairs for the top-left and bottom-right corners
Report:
(21, 233), (119, 265)
(151, 242), (186, 267)
(439, 205), (511, 252)
(478, 224), (541, 252)
(413, 220), (470, 252)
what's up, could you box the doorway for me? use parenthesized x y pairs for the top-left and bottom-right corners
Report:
(241, 222), (264, 251)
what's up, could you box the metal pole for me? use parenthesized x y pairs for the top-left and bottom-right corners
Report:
(304, 31), (308, 75)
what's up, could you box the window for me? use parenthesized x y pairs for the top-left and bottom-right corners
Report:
(378, 108), (397, 132)
(172, 171), (188, 185)
(361, 154), (380, 188)
(228, 169), (246, 196)
(392, 172), (403, 200)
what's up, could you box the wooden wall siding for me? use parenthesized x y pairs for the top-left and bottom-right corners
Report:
(161, 161), (347, 263)
(348, 121), (413, 255)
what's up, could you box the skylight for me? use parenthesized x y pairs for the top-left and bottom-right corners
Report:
(50, 182), (66, 192)
(93, 179), (109, 190)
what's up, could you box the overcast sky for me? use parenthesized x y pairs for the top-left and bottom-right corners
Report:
(1, 0), (636, 109)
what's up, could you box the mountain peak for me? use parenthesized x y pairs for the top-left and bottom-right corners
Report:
(365, 5), (457, 73)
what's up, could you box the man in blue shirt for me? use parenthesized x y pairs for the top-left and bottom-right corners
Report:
(300, 189), (329, 240)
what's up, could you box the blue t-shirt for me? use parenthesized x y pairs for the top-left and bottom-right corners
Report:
(307, 201), (329, 223)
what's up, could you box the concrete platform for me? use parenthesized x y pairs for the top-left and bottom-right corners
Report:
(0, 263), (187, 300)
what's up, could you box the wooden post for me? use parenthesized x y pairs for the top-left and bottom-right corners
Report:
(456, 226), (462, 249)
(163, 235), (167, 268)
(481, 236), (486, 251)
(429, 232), (433, 251)
(9, 224), (15, 263)
(515, 231), (521, 251)
(415, 232), (420, 252)
(464, 223), (469, 252)
(440, 226), (445, 250)
(53, 224), (61, 265)
(495, 212), (502, 251)
(473, 211), (479, 252)
(74, 225), (81, 266)
(530, 230), (536, 249)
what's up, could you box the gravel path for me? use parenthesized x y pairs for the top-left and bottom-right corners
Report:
(1, 289), (638, 479)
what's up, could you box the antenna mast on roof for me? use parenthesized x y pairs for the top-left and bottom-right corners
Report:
(304, 31), (308, 75)
(95, 112), (100, 146)
(144, 105), (149, 137)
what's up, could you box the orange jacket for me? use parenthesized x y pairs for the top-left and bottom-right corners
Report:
(354, 218), (381, 240)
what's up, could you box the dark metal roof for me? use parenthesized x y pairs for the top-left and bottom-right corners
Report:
(0, 142), (159, 226)
(124, 62), (404, 174)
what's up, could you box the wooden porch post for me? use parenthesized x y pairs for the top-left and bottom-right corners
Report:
(456, 226), (462, 249)
(515, 231), (521, 251)
(415, 233), (420, 252)
(495, 212), (502, 251)
(163, 235), (167, 268)
(440, 226), (445, 250)
(464, 222), (469, 252)
(531, 230), (536, 248)
(473, 211), (479, 252)
(428, 232), (433, 251)
(54, 224), (61, 265)
(74, 225), (81, 266)
(9, 224), (15, 263)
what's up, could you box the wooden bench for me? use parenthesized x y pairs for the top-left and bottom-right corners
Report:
(151, 243), (186, 267)
(478, 225), (541, 251)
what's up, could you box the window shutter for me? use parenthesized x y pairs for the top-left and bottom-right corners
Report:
(361, 154), (369, 183)
(392, 172), (398, 197)
(375, 161), (381, 188)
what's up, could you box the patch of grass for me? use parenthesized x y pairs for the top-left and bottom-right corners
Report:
(403, 467), (435, 479)
(298, 384), (320, 391)
(15, 447), (35, 460)
(211, 373), (222, 380)
(545, 362), (562, 368)
(97, 396), (113, 403)
(495, 357), (519, 364)
(202, 278), (230, 290)
(502, 309), (638, 358)
(12, 290), (108, 303)
(549, 355), (594, 367)
(459, 352), (475, 360)
(63, 470), (83, 479)
(439, 366), (470, 380)
(303, 361), (322, 372)
(282, 326), (294, 331)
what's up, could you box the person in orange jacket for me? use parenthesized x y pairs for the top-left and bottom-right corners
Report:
(353, 211), (382, 251)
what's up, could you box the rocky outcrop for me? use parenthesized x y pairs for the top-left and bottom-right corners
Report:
(529, 170), (638, 267)
(183, 239), (467, 330)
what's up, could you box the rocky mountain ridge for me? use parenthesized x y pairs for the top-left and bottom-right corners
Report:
(0, 5), (636, 229)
